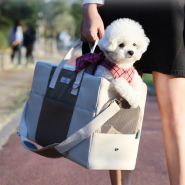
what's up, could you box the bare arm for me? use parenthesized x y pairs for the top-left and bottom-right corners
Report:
(81, 3), (104, 42)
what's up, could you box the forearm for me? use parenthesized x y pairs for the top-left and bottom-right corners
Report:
(83, 0), (104, 6)
(81, 3), (104, 42)
(83, 3), (98, 16)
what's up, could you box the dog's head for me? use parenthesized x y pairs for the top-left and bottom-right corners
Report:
(98, 18), (150, 67)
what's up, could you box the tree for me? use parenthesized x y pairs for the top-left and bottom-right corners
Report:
(43, 0), (70, 38)
(0, 0), (83, 50)
(0, 0), (44, 49)
(70, 1), (83, 38)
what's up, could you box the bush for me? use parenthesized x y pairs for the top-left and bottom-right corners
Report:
(0, 31), (9, 50)
(142, 73), (154, 87)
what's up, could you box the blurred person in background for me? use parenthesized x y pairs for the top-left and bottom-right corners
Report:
(9, 20), (23, 66)
(23, 23), (36, 65)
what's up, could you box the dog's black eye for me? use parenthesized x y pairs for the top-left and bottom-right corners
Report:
(119, 43), (124, 48)
(133, 43), (137, 46)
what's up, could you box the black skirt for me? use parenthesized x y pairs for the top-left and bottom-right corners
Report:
(82, 0), (185, 76)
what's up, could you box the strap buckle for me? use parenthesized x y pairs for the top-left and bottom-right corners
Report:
(72, 83), (80, 89)
(115, 97), (124, 104)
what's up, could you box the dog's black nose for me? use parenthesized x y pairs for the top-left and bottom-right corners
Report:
(128, 51), (134, 56)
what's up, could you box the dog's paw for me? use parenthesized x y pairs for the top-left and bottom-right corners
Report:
(112, 78), (135, 98)
(130, 102), (139, 108)
(112, 78), (129, 97)
(125, 96), (136, 107)
(113, 78), (128, 86)
(127, 94), (141, 108)
(112, 78), (128, 91)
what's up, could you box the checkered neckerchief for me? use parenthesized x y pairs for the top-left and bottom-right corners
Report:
(75, 52), (135, 83)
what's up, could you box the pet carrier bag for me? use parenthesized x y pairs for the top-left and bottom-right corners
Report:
(18, 39), (147, 170)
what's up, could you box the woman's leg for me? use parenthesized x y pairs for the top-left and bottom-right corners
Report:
(109, 171), (132, 185)
(17, 44), (22, 65)
(153, 71), (185, 185)
(109, 170), (122, 185)
(11, 46), (16, 63)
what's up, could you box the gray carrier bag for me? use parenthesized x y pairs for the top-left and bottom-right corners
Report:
(18, 39), (147, 170)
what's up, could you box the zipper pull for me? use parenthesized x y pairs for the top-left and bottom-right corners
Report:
(136, 129), (141, 139)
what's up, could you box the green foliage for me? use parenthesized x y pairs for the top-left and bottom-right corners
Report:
(0, 0), (83, 49)
(71, 2), (83, 38)
(45, 0), (69, 18)
(43, 0), (70, 37)
(142, 73), (154, 87)
(54, 13), (75, 37)
(0, 0), (44, 49)
(0, 31), (9, 50)
(0, 0), (43, 29)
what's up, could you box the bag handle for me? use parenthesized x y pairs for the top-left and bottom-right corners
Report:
(18, 99), (120, 158)
(71, 38), (99, 96)
(49, 38), (98, 89)
(49, 39), (82, 89)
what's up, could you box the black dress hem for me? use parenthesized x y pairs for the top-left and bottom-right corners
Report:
(136, 68), (185, 77)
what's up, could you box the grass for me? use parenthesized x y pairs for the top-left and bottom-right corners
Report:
(10, 84), (31, 113)
(0, 84), (30, 128)
(11, 93), (29, 113)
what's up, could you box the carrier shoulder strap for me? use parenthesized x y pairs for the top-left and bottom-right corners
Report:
(18, 100), (120, 158)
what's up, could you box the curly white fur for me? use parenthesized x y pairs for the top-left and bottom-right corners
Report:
(94, 18), (150, 108)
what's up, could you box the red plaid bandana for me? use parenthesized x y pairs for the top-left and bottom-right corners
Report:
(75, 52), (135, 83)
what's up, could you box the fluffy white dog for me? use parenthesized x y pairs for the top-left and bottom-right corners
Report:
(94, 18), (150, 108)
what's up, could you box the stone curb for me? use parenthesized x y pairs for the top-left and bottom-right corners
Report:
(0, 106), (23, 150)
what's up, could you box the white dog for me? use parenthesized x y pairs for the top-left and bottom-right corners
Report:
(94, 18), (150, 108)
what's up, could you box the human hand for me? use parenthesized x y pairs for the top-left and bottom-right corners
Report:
(12, 40), (20, 47)
(81, 3), (104, 42)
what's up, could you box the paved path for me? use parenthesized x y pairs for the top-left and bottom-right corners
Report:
(0, 94), (170, 185)
(0, 68), (33, 130)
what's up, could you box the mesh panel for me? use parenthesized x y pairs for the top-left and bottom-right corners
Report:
(96, 100), (140, 135)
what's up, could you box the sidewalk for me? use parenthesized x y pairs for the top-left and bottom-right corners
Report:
(0, 68), (34, 148)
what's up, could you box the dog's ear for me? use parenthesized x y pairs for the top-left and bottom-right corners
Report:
(98, 36), (117, 52)
(139, 36), (150, 54)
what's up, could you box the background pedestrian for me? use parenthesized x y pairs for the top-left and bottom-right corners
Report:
(23, 23), (36, 65)
(9, 20), (23, 66)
